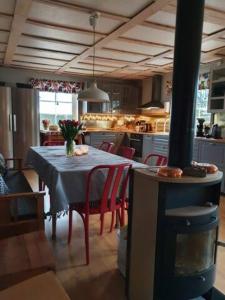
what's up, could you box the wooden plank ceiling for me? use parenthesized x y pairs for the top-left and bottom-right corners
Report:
(0, 0), (225, 79)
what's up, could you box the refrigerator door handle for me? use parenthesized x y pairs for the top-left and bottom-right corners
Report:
(13, 114), (17, 132)
(9, 114), (13, 131)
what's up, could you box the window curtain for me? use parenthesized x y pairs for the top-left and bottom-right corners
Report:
(29, 78), (84, 93)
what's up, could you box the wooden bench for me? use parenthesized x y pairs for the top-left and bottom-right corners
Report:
(0, 271), (70, 300)
(0, 231), (55, 290)
(0, 158), (45, 239)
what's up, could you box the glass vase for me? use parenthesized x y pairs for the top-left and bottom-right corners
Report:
(65, 139), (75, 157)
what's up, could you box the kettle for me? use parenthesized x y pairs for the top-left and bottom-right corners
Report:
(211, 124), (222, 139)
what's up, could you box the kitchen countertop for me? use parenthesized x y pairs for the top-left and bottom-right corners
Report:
(40, 129), (225, 144)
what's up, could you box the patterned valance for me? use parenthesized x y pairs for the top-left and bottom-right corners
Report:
(198, 72), (210, 90)
(29, 78), (84, 93)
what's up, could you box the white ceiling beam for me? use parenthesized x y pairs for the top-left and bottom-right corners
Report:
(4, 0), (33, 65)
(57, 0), (173, 73)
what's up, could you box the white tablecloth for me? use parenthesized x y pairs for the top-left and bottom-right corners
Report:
(27, 146), (147, 213)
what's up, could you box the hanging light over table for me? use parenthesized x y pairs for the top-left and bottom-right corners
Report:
(78, 12), (110, 103)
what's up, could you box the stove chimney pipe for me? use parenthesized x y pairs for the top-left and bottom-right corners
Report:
(168, 0), (205, 169)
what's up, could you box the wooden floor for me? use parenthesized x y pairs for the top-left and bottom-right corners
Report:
(24, 170), (225, 299)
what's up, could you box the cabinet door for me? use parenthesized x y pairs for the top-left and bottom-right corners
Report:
(198, 141), (225, 193)
(198, 142), (225, 167)
(90, 132), (117, 148)
(193, 140), (199, 162)
(142, 136), (153, 160)
(152, 136), (169, 156)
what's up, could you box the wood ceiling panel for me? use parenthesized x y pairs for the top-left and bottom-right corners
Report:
(0, 0), (15, 15)
(29, 1), (122, 34)
(11, 61), (59, 69)
(57, 0), (153, 18)
(71, 62), (116, 72)
(126, 65), (151, 71)
(15, 46), (74, 60)
(203, 22), (224, 34)
(19, 36), (87, 54)
(0, 43), (6, 51)
(146, 57), (172, 66)
(13, 54), (66, 66)
(202, 39), (225, 52)
(205, 0), (225, 12)
(0, 52), (4, 59)
(0, 16), (12, 30)
(0, 31), (9, 43)
(122, 25), (174, 46)
(147, 10), (224, 34)
(147, 11), (175, 27)
(66, 68), (104, 75)
(23, 22), (102, 45)
(95, 48), (148, 63)
(83, 57), (127, 68)
(104, 39), (170, 56)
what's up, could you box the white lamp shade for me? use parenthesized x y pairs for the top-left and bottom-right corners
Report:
(78, 81), (110, 102)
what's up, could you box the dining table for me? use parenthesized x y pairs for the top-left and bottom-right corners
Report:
(26, 145), (147, 239)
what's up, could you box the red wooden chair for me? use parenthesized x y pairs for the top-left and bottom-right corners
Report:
(99, 141), (115, 153)
(118, 146), (136, 160)
(68, 163), (132, 265)
(43, 141), (65, 146)
(143, 153), (167, 166)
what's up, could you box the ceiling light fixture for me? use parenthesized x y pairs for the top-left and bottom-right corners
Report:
(78, 12), (110, 103)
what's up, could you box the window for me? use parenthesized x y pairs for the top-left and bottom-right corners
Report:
(195, 89), (211, 124)
(39, 91), (78, 128)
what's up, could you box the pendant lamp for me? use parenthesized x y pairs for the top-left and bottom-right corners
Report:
(78, 12), (109, 103)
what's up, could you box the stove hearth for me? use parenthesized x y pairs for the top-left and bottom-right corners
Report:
(126, 170), (223, 300)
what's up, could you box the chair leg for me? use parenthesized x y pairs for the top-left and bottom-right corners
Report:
(68, 209), (73, 244)
(121, 206), (125, 227)
(110, 211), (115, 233)
(84, 215), (89, 265)
(100, 214), (105, 235)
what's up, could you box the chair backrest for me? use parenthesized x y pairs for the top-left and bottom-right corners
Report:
(43, 141), (65, 146)
(85, 163), (132, 213)
(144, 153), (167, 166)
(118, 146), (136, 160)
(99, 142), (115, 153)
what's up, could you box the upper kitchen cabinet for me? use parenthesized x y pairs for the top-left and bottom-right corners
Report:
(208, 65), (225, 113)
(87, 80), (141, 114)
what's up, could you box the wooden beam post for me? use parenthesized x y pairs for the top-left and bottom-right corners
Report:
(4, 0), (33, 65)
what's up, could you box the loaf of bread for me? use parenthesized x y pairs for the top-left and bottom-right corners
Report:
(157, 166), (183, 178)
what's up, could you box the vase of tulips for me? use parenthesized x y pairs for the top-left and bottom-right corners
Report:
(58, 120), (82, 157)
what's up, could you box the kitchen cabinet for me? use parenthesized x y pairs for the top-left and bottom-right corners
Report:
(208, 65), (225, 113)
(198, 140), (225, 193)
(142, 135), (153, 160)
(151, 136), (169, 157)
(89, 132), (117, 148)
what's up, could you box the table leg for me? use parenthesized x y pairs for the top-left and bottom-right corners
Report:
(50, 195), (57, 240)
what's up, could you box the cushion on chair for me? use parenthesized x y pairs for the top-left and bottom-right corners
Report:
(4, 170), (37, 218)
(0, 153), (7, 177)
(0, 175), (9, 195)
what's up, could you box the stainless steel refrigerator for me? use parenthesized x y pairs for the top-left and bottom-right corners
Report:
(0, 86), (40, 167)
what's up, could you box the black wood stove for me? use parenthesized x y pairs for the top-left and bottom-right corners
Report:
(126, 1), (225, 299)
